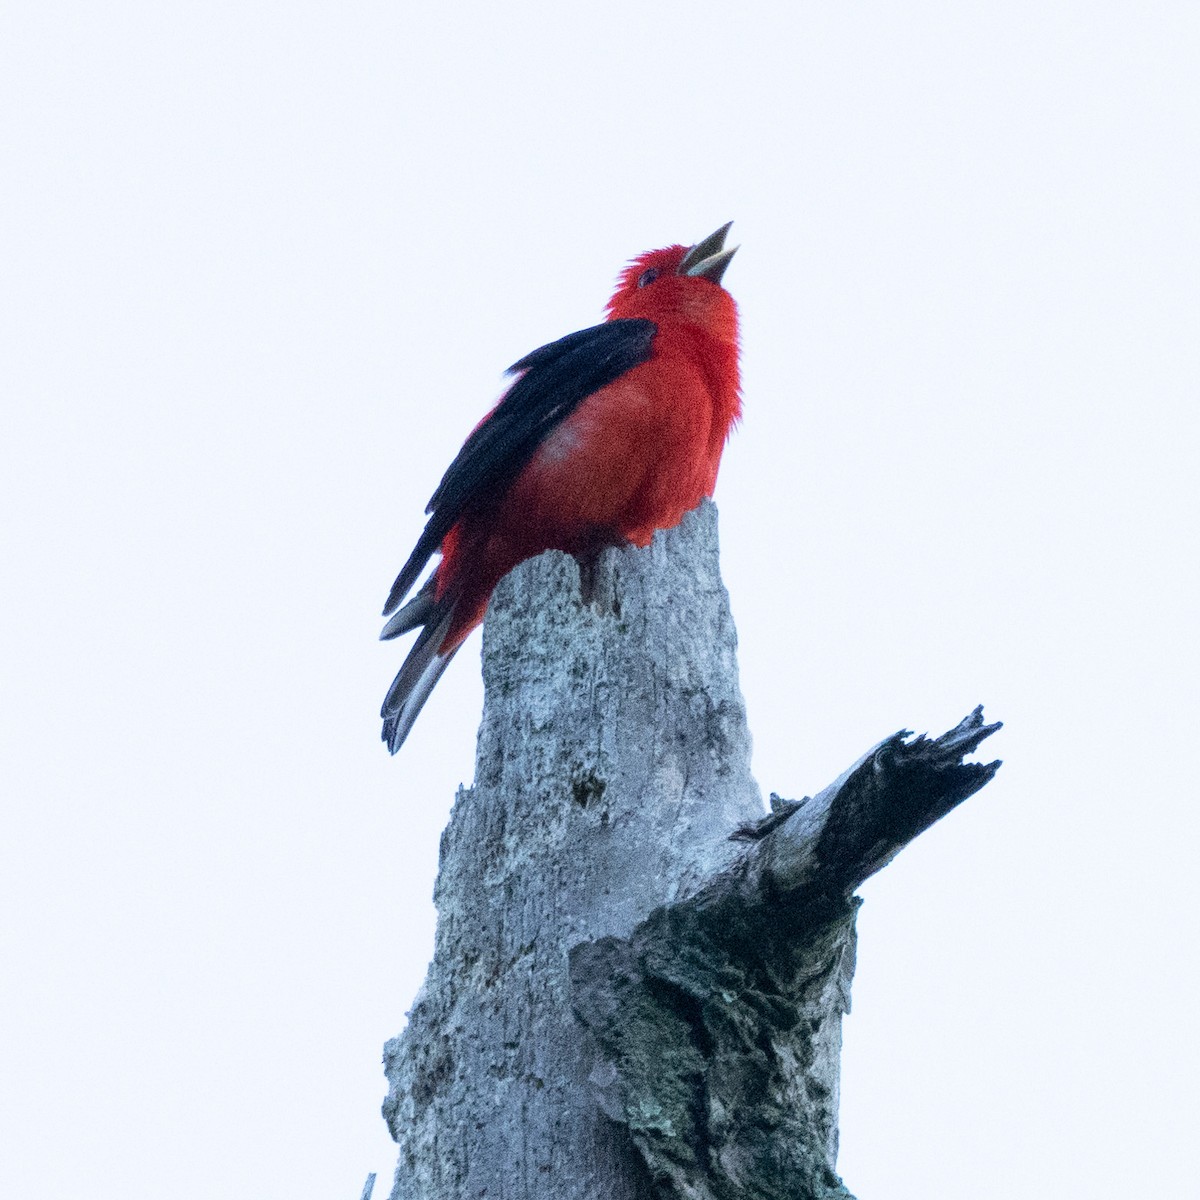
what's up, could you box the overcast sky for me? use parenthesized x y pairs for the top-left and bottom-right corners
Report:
(3, 3), (1198, 1197)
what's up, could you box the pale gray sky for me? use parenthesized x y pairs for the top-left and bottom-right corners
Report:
(3, 3), (1197, 1197)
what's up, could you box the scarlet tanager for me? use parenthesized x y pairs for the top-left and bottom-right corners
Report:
(380, 222), (741, 753)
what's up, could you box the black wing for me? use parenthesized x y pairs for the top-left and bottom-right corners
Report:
(382, 317), (657, 615)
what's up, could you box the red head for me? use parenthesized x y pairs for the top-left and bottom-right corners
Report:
(605, 222), (739, 346)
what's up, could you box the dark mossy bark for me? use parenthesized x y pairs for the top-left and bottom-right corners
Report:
(570, 709), (999, 1200)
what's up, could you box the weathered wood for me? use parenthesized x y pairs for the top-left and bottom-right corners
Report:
(380, 500), (1001, 1199)
(383, 501), (762, 1200)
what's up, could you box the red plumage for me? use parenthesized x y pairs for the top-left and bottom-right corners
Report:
(380, 224), (741, 752)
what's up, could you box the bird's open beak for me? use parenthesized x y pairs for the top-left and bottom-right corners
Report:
(679, 221), (738, 284)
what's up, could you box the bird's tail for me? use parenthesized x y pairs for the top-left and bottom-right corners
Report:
(379, 580), (460, 754)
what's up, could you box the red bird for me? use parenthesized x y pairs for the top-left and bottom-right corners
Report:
(380, 223), (741, 752)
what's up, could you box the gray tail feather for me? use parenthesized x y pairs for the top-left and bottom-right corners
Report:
(380, 578), (437, 641)
(380, 604), (458, 754)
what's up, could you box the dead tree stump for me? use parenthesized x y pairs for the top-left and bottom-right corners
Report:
(381, 500), (1000, 1199)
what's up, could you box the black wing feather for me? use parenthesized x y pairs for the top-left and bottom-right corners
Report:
(382, 317), (656, 615)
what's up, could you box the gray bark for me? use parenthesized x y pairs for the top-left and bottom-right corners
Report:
(381, 500), (1000, 1199)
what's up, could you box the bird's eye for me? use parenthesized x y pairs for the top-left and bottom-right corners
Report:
(637, 268), (659, 288)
